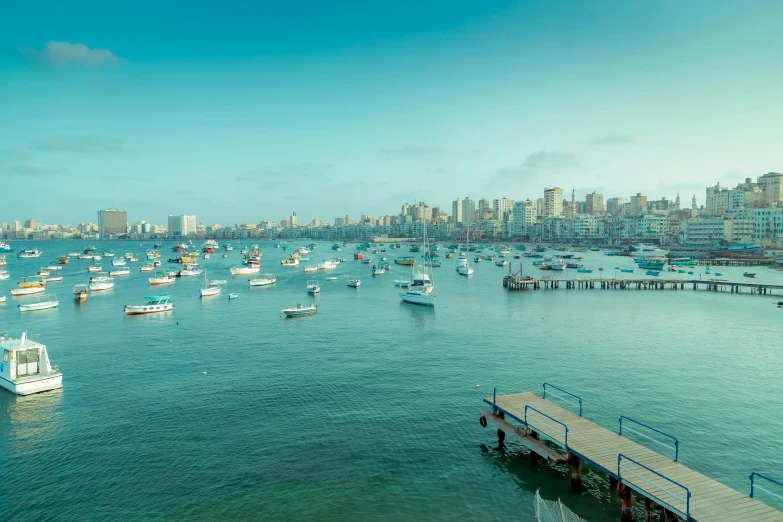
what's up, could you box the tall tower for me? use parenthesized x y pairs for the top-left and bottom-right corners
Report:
(675, 192), (681, 211)
(290, 211), (297, 227)
(571, 188), (576, 216)
(691, 195), (697, 210)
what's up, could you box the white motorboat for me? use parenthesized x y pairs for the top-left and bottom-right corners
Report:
(200, 270), (221, 297)
(92, 255), (102, 261)
(249, 275), (277, 287)
(104, 251), (115, 257)
(296, 247), (310, 255)
(231, 266), (260, 276)
(109, 267), (130, 276)
(149, 272), (176, 285)
(0, 242), (12, 252)
(347, 277), (361, 288)
(17, 248), (42, 258)
(178, 264), (203, 277)
(88, 264), (102, 273)
(317, 260), (337, 270)
(281, 303), (317, 317)
(140, 263), (155, 272)
(46, 265), (62, 271)
(303, 266), (318, 273)
(78, 253), (93, 260)
(280, 258), (299, 267)
(89, 274), (115, 291)
(73, 284), (89, 301)
(18, 294), (59, 312)
(124, 295), (174, 315)
(43, 275), (63, 282)
(0, 332), (63, 395)
(0, 270), (9, 281)
(307, 280), (320, 294)
(10, 286), (46, 296)
(0, 295), (6, 303)
(112, 258), (126, 266)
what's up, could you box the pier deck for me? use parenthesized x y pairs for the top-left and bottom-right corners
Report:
(482, 391), (783, 521)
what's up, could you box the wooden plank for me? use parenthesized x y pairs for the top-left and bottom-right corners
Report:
(478, 410), (566, 463)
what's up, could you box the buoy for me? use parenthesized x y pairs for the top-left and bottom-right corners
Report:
(475, 384), (480, 388)
(202, 372), (207, 375)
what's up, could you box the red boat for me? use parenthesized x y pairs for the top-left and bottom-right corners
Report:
(354, 253), (364, 260)
(202, 247), (215, 253)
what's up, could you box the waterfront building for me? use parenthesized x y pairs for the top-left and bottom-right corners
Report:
(98, 209), (128, 239)
(679, 218), (726, 247)
(757, 172), (783, 204)
(167, 214), (196, 239)
(629, 193), (648, 215)
(543, 187), (563, 217)
(493, 198), (514, 222)
(290, 211), (297, 227)
(585, 192), (604, 215)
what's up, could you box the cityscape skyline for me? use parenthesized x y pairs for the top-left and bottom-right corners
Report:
(3, 1), (782, 223)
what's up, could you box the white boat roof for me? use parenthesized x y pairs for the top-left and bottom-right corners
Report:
(0, 331), (44, 351)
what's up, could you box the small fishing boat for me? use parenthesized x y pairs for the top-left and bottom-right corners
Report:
(0, 332), (63, 395)
(43, 274), (63, 282)
(57, 256), (69, 265)
(209, 279), (227, 286)
(73, 284), (89, 301)
(18, 276), (46, 289)
(10, 286), (46, 296)
(326, 276), (338, 281)
(179, 265), (203, 277)
(0, 270), (9, 281)
(687, 271), (694, 275)
(307, 280), (320, 294)
(678, 269), (686, 273)
(715, 272), (724, 276)
(229, 293), (239, 300)
(744, 272), (756, 278)
(140, 263), (155, 272)
(577, 268), (593, 273)
(149, 272), (176, 285)
(621, 268), (635, 273)
(495, 259), (508, 267)
(89, 273), (115, 291)
(347, 277), (361, 288)
(280, 258), (299, 267)
(281, 303), (317, 317)
(646, 270), (660, 276)
(112, 258), (126, 267)
(46, 265), (62, 271)
(109, 267), (130, 277)
(17, 248), (42, 258)
(303, 266), (318, 273)
(222, 252), (228, 258)
(231, 266), (260, 276)
(317, 260), (337, 270)
(124, 295), (174, 315)
(18, 293), (59, 312)
(104, 251), (115, 257)
(249, 275), (277, 286)
(372, 265), (385, 276)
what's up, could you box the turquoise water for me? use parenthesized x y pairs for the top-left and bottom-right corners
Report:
(1, 242), (782, 520)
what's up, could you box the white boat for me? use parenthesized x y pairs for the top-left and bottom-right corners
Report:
(224, 244), (234, 251)
(18, 294), (59, 312)
(104, 251), (115, 257)
(281, 303), (317, 317)
(229, 293), (239, 300)
(46, 265), (62, 271)
(458, 228), (474, 276)
(92, 255), (102, 261)
(78, 253), (93, 260)
(89, 274), (115, 291)
(630, 244), (670, 258)
(394, 279), (412, 286)
(112, 258), (126, 266)
(109, 267), (130, 276)
(307, 280), (320, 294)
(495, 259), (508, 266)
(37, 269), (50, 277)
(43, 275), (63, 282)
(17, 248), (42, 258)
(200, 270), (221, 297)
(326, 276), (338, 281)
(303, 266), (318, 273)
(208, 279), (227, 286)
(0, 295), (6, 303)
(280, 258), (299, 267)
(317, 260), (337, 270)
(347, 277), (361, 288)
(297, 247), (310, 255)
(0, 242), (12, 252)
(88, 264), (102, 273)
(179, 264), (203, 277)
(249, 275), (277, 286)
(401, 223), (435, 306)
(0, 270), (9, 281)
(73, 284), (89, 301)
(0, 255), (6, 267)
(125, 252), (134, 259)
(372, 265), (385, 276)
(550, 258), (567, 271)
(0, 332), (63, 395)
(124, 295), (174, 315)
(140, 263), (155, 272)
(203, 253), (211, 260)
(230, 266), (260, 276)
(222, 252), (228, 258)
(149, 272), (176, 285)
(10, 286), (46, 296)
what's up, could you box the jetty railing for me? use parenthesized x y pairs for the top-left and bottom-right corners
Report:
(525, 405), (569, 449)
(618, 454), (691, 520)
(619, 415), (679, 462)
(750, 472), (783, 504)
(543, 383), (583, 416)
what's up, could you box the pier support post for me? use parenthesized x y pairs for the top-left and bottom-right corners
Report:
(644, 497), (653, 521)
(528, 430), (539, 463)
(567, 453), (582, 491)
(621, 483), (634, 521)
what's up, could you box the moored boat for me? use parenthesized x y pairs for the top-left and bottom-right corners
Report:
(149, 271), (176, 285)
(743, 272), (756, 278)
(231, 266), (260, 276)
(347, 276), (361, 288)
(73, 284), (89, 301)
(307, 280), (320, 294)
(0, 332), (63, 395)
(280, 258), (299, 267)
(200, 270), (221, 297)
(18, 294), (59, 312)
(109, 267), (130, 276)
(124, 295), (174, 315)
(10, 286), (46, 296)
(89, 273), (115, 291)
(17, 248), (42, 258)
(281, 303), (317, 317)
(249, 274), (277, 286)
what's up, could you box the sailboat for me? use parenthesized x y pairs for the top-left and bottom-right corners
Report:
(457, 225), (474, 276)
(401, 224), (435, 307)
(200, 269), (221, 297)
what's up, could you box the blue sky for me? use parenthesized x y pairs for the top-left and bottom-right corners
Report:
(2, 0), (782, 225)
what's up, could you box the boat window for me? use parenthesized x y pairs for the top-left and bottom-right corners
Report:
(2, 350), (8, 363)
(16, 348), (40, 376)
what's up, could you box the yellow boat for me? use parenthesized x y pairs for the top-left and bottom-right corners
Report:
(394, 256), (416, 266)
(445, 253), (453, 258)
(57, 256), (69, 264)
(290, 252), (300, 259)
(19, 276), (46, 288)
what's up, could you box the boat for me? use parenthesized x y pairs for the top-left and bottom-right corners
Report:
(678, 269), (686, 273)
(326, 276), (338, 281)
(715, 272), (724, 276)
(73, 284), (89, 301)
(630, 244), (670, 258)
(0, 270), (8, 281)
(495, 259), (508, 267)
(154, 243), (163, 249)
(200, 270), (221, 297)
(37, 268), (50, 277)
(77, 253), (94, 260)
(140, 263), (155, 272)
(307, 280), (320, 294)
(249, 275), (277, 286)
(57, 256), (69, 265)
(371, 264), (385, 276)
(281, 303), (317, 317)
(687, 271), (694, 275)
(43, 274), (63, 282)
(112, 258), (126, 267)
(172, 243), (188, 252)
(549, 258), (567, 271)
(149, 271), (176, 285)
(297, 247), (310, 255)
(231, 266), (260, 276)
(303, 265), (318, 273)
(179, 264), (203, 277)
(744, 272), (756, 278)
(317, 260), (337, 270)
(229, 293), (239, 300)
(17, 248), (42, 258)
(0, 242), (12, 252)
(18, 276), (46, 288)
(0, 332), (63, 395)
(89, 274), (115, 291)
(401, 223), (435, 306)
(10, 286), (46, 296)
(621, 268), (634, 273)
(347, 277), (361, 288)
(394, 255), (415, 266)
(637, 257), (666, 270)
(208, 279), (227, 286)
(646, 270), (661, 276)
(46, 265), (62, 271)
(458, 228), (475, 276)
(18, 294), (59, 312)
(577, 268), (593, 273)
(104, 251), (115, 257)
(124, 295), (174, 315)
(669, 257), (697, 266)
(222, 252), (228, 258)
(109, 267), (130, 277)
(280, 258), (299, 267)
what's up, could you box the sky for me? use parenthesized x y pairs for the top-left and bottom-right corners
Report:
(1, 0), (782, 226)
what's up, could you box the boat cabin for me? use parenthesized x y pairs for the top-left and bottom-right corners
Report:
(0, 332), (63, 395)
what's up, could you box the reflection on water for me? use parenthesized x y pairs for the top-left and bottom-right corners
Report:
(0, 387), (63, 445)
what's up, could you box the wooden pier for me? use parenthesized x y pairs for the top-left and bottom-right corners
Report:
(480, 388), (783, 521)
(503, 275), (783, 296)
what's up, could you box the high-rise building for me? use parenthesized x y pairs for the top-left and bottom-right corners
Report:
(630, 193), (648, 215)
(585, 192), (604, 215)
(451, 198), (463, 224)
(167, 214), (196, 238)
(477, 198), (491, 219)
(290, 211), (297, 227)
(98, 209), (128, 238)
(493, 198), (514, 221)
(543, 187), (563, 217)
(606, 197), (624, 215)
(512, 200), (538, 236)
(461, 197), (476, 225)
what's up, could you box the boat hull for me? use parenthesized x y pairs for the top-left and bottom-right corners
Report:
(249, 278), (277, 286)
(18, 301), (59, 312)
(200, 287), (221, 297)
(0, 373), (63, 395)
(11, 287), (46, 296)
(231, 267), (260, 275)
(90, 283), (114, 291)
(400, 291), (435, 306)
(124, 303), (174, 315)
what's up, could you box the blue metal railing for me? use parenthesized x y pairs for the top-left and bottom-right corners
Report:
(543, 383), (583, 416)
(619, 415), (679, 462)
(750, 472), (783, 503)
(618, 454), (691, 520)
(524, 405), (569, 449)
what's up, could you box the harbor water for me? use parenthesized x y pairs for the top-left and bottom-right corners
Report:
(1, 242), (782, 520)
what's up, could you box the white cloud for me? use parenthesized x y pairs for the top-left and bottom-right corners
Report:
(17, 41), (120, 68)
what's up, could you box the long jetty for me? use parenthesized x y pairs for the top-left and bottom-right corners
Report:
(479, 385), (783, 521)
